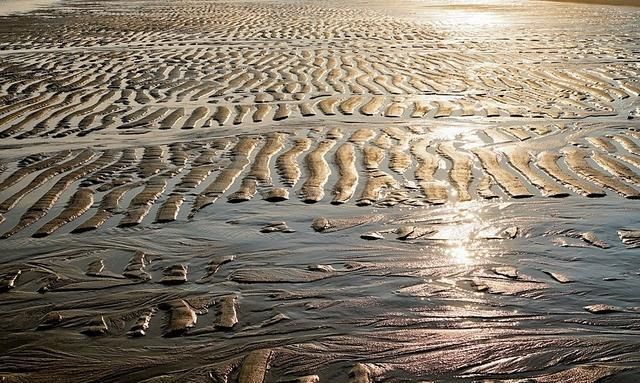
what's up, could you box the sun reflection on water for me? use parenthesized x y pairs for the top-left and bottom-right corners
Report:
(449, 245), (471, 264)
(434, 0), (513, 27)
(441, 9), (502, 27)
(437, 203), (491, 266)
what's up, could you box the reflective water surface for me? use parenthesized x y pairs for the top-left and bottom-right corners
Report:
(0, 0), (639, 381)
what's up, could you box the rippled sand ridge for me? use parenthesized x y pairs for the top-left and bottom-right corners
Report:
(0, 0), (639, 381)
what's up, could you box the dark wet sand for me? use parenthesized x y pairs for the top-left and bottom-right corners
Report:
(0, 0), (639, 381)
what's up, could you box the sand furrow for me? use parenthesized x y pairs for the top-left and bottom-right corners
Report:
(411, 139), (448, 204)
(300, 139), (336, 203)
(437, 142), (472, 202)
(563, 148), (640, 199)
(32, 188), (94, 237)
(503, 149), (569, 198)
(473, 147), (533, 199)
(277, 137), (311, 187)
(191, 136), (259, 215)
(536, 151), (605, 198)
(332, 142), (358, 204)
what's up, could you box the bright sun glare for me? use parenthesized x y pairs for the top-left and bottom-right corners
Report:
(449, 246), (471, 264)
(440, 204), (489, 265)
(441, 10), (501, 27)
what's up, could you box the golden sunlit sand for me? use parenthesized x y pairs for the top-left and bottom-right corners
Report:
(0, 0), (639, 381)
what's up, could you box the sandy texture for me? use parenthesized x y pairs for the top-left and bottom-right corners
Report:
(0, 0), (58, 16)
(0, 0), (639, 381)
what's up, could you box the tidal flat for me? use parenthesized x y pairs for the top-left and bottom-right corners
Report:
(0, 0), (639, 381)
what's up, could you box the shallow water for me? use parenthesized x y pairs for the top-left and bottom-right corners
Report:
(0, 0), (639, 381)
(1, 196), (639, 381)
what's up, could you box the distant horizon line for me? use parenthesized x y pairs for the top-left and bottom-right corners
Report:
(0, 0), (59, 17)
(543, 0), (639, 6)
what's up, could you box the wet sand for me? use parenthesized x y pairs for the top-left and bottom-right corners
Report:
(0, 0), (58, 16)
(0, 0), (639, 382)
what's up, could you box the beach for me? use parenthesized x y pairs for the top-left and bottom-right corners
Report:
(0, 0), (58, 16)
(0, 0), (639, 381)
